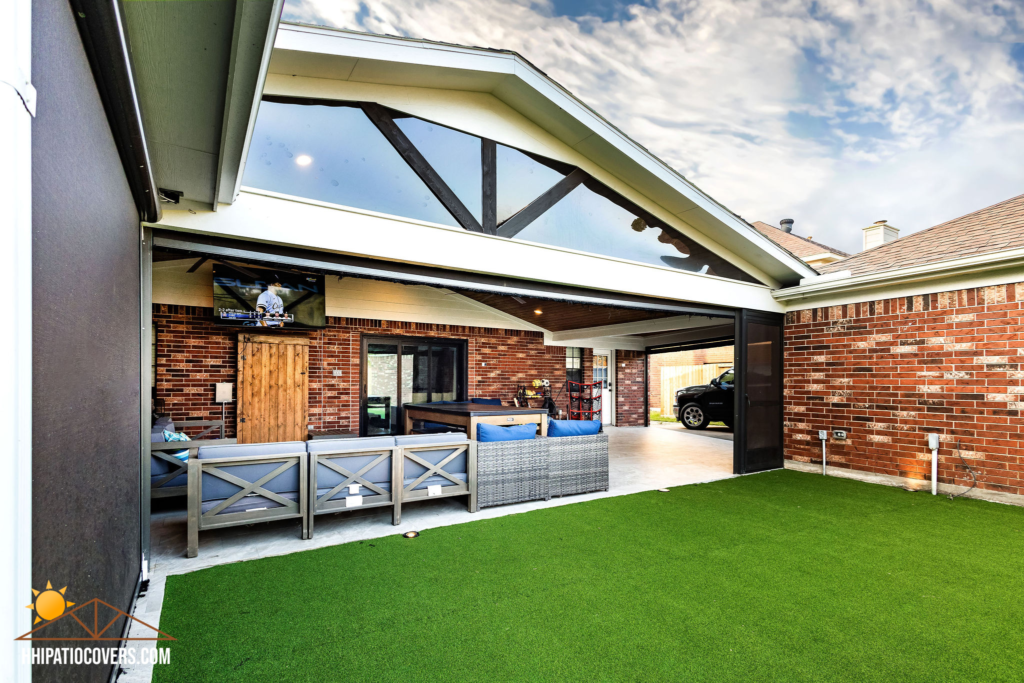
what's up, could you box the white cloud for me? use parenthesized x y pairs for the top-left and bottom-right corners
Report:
(284, 0), (1024, 253)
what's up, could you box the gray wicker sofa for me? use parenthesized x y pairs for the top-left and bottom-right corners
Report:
(476, 432), (609, 509)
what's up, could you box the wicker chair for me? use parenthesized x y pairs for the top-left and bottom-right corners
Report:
(476, 438), (551, 509)
(548, 433), (609, 497)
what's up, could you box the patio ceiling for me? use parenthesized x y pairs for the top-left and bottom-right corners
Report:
(454, 290), (680, 333)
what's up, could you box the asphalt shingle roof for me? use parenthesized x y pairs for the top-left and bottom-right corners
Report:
(817, 192), (1024, 276)
(751, 222), (850, 261)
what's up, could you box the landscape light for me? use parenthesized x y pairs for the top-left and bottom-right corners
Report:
(403, 531), (420, 539)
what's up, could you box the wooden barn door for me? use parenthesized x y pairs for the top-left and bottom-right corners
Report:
(237, 334), (309, 443)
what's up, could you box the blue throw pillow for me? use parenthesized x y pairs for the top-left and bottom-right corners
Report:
(477, 423), (537, 442)
(162, 430), (191, 461)
(548, 419), (601, 437)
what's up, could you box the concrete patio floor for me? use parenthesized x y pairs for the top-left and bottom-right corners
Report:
(120, 424), (733, 681)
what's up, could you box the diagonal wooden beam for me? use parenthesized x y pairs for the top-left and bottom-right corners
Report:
(186, 256), (208, 273)
(481, 139), (497, 235)
(361, 103), (483, 233)
(496, 168), (588, 239)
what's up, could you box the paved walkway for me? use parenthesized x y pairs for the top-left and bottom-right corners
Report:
(119, 425), (733, 681)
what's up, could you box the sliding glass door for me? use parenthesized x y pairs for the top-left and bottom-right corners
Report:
(361, 336), (467, 436)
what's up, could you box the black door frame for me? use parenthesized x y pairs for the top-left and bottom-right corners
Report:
(733, 309), (785, 474)
(359, 334), (469, 436)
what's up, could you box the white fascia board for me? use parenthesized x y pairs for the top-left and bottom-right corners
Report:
(275, 24), (518, 76)
(153, 190), (784, 312)
(272, 24), (815, 285)
(774, 247), (1024, 309)
(549, 315), (721, 342)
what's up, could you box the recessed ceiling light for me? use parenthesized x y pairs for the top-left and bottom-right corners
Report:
(534, 309), (542, 315)
(295, 155), (312, 166)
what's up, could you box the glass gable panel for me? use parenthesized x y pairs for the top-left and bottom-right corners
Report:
(496, 144), (567, 223)
(394, 117), (482, 223)
(243, 100), (458, 227)
(512, 182), (704, 272)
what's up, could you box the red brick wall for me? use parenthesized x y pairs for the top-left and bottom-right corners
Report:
(615, 350), (647, 426)
(783, 283), (1024, 497)
(648, 346), (734, 412)
(154, 305), (239, 436)
(155, 305), (583, 435)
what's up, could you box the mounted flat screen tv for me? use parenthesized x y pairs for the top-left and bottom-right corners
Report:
(213, 263), (326, 329)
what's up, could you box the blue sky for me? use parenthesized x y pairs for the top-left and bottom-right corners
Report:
(284, 0), (1024, 254)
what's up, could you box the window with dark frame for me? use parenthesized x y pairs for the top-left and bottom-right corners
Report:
(566, 347), (583, 385)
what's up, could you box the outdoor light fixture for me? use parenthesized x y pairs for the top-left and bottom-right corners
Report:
(403, 531), (420, 539)
(534, 309), (542, 315)
(295, 154), (312, 166)
(658, 488), (670, 492)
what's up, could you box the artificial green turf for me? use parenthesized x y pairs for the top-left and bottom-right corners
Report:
(155, 470), (1024, 682)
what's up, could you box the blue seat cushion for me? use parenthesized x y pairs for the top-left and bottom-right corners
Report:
(197, 441), (306, 459)
(404, 473), (468, 490)
(477, 423), (537, 442)
(202, 491), (300, 515)
(396, 434), (469, 479)
(151, 472), (187, 488)
(470, 397), (502, 405)
(315, 452), (392, 487)
(197, 442), (306, 502)
(307, 436), (395, 453)
(316, 481), (391, 502)
(396, 434), (469, 446)
(548, 419), (601, 437)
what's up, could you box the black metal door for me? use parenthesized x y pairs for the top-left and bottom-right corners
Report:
(733, 310), (784, 474)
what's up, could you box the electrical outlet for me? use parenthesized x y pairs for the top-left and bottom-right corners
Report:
(832, 430), (847, 440)
(927, 433), (940, 450)
(818, 430), (828, 440)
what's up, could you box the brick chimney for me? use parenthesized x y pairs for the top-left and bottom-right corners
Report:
(862, 220), (899, 251)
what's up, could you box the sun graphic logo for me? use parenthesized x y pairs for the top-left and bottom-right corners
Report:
(26, 581), (74, 625)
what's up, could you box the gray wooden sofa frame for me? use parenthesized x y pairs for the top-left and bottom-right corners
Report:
(187, 449), (308, 558)
(151, 436), (236, 499)
(394, 441), (478, 525)
(308, 444), (400, 538)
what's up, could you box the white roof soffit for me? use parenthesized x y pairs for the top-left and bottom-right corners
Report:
(123, 0), (283, 210)
(270, 23), (817, 286)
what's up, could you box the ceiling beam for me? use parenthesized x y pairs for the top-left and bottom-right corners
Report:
(643, 323), (735, 349)
(549, 314), (727, 342)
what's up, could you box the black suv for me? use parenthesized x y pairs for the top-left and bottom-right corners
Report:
(675, 368), (734, 430)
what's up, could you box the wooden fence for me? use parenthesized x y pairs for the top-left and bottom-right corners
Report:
(659, 364), (731, 417)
